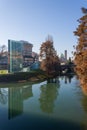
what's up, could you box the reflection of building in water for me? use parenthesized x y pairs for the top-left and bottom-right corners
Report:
(8, 85), (33, 119)
(22, 85), (33, 100)
(39, 83), (59, 113)
(0, 88), (8, 104)
(8, 87), (23, 120)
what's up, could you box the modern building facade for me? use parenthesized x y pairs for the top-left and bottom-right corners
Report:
(21, 40), (33, 67)
(8, 40), (33, 73)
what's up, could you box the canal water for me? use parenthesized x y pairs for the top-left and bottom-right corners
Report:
(0, 75), (87, 130)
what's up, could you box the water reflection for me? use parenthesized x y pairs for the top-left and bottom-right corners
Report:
(60, 75), (74, 84)
(81, 85), (87, 96)
(82, 95), (87, 113)
(80, 83), (87, 113)
(39, 78), (60, 113)
(78, 80), (87, 113)
(47, 77), (60, 83)
(0, 76), (87, 130)
(76, 81), (87, 130)
(8, 85), (33, 119)
(64, 75), (74, 84)
(0, 88), (8, 104)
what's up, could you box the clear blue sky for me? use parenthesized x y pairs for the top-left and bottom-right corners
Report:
(0, 0), (87, 58)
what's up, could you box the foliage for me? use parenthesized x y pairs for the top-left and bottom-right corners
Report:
(73, 7), (87, 87)
(39, 36), (60, 75)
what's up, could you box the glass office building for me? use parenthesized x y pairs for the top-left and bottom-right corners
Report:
(8, 40), (33, 73)
(8, 40), (23, 73)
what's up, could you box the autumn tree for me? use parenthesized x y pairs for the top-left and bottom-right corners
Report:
(73, 7), (87, 87)
(39, 36), (60, 75)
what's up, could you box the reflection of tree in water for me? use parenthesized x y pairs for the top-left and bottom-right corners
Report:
(64, 75), (74, 84)
(39, 78), (60, 114)
(81, 95), (87, 113)
(78, 78), (87, 113)
(81, 84), (87, 96)
(80, 84), (87, 114)
(0, 88), (8, 104)
(47, 77), (60, 84)
(79, 84), (87, 129)
(81, 95), (87, 130)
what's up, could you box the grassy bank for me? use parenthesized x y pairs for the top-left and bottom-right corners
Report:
(0, 69), (75, 84)
(0, 69), (47, 83)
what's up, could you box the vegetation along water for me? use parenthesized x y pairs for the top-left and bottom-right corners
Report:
(0, 75), (87, 130)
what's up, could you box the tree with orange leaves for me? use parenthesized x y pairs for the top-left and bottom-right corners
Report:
(39, 36), (60, 75)
(73, 7), (87, 87)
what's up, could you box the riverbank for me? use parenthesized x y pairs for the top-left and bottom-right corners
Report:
(0, 69), (47, 83)
(0, 69), (75, 84)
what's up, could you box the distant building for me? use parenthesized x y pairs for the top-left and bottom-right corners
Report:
(60, 53), (66, 64)
(21, 40), (34, 67)
(30, 61), (40, 70)
(60, 50), (68, 65)
(64, 50), (67, 60)
(8, 39), (33, 73)
(0, 51), (8, 73)
(32, 52), (39, 62)
(30, 52), (40, 70)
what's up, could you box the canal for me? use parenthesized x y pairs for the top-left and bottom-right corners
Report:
(0, 75), (87, 130)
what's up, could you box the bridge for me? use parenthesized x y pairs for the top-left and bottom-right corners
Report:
(60, 63), (75, 73)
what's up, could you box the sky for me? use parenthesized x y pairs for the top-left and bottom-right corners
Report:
(0, 0), (87, 58)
